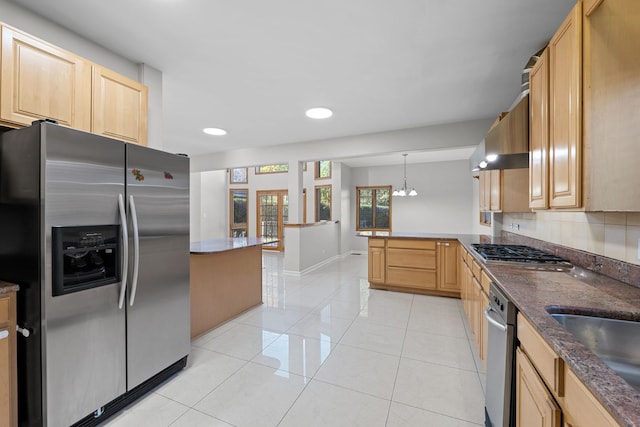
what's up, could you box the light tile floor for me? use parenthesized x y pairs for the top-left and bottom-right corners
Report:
(101, 253), (486, 427)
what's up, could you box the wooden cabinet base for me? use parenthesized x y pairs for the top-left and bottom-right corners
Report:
(190, 246), (263, 338)
(369, 282), (459, 298)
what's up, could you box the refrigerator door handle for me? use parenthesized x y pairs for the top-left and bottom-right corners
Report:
(118, 194), (129, 309)
(129, 195), (140, 306)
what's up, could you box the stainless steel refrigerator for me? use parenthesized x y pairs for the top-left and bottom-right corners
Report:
(0, 121), (190, 427)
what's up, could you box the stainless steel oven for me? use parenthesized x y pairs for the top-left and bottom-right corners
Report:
(484, 283), (517, 427)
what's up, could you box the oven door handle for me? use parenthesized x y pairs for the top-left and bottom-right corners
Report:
(117, 194), (129, 309)
(484, 306), (507, 332)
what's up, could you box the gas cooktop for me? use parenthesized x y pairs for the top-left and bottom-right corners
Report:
(471, 244), (572, 267)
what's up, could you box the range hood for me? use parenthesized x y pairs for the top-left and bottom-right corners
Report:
(470, 93), (530, 172)
(485, 94), (529, 168)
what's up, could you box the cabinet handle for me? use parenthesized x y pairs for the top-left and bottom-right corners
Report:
(0, 330), (8, 340)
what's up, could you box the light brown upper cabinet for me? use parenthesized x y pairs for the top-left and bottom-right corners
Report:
(548, 1), (582, 209)
(0, 25), (92, 130)
(529, 49), (549, 209)
(92, 65), (148, 146)
(529, 0), (640, 211)
(479, 169), (529, 213)
(582, 0), (640, 211)
(0, 23), (148, 146)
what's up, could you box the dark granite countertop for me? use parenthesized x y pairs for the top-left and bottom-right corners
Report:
(479, 262), (640, 427)
(0, 281), (19, 295)
(190, 237), (278, 254)
(457, 238), (640, 427)
(361, 232), (640, 425)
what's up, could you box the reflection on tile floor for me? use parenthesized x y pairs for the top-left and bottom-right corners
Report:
(101, 252), (485, 427)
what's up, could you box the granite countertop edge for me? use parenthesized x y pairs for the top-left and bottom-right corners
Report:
(0, 281), (19, 295)
(190, 237), (279, 254)
(361, 232), (640, 426)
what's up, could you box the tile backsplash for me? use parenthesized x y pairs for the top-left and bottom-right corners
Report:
(502, 211), (640, 266)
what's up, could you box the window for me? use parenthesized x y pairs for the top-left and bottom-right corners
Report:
(315, 185), (331, 221)
(314, 160), (331, 180)
(229, 189), (248, 237)
(230, 167), (248, 184)
(255, 164), (288, 174)
(356, 186), (391, 231)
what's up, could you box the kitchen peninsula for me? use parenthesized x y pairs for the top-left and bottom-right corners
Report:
(189, 237), (275, 338)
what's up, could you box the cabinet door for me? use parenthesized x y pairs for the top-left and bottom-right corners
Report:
(0, 25), (92, 130)
(583, 0), (640, 211)
(490, 169), (502, 211)
(529, 49), (549, 209)
(437, 241), (459, 291)
(549, 2), (582, 208)
(368, 246), (385, 283)
(0, 293), (16, 427)
(479, 171), (491, 211)
(0, 327), (9, 427)
(515, 348), (562, 427)
(92, 65), (148, 145)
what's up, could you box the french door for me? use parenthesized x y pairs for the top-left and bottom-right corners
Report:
(256, 190), (288, 251)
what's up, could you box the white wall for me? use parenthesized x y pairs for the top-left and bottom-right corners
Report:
(283, 223), (341, 275)
(190, 170), (227, 242)
(189, 173), (202, 242)
(351, 160), (475, 252)
(340, 164), (353, 256)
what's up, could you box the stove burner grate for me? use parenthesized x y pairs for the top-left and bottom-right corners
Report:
(471, 244), (571, 265)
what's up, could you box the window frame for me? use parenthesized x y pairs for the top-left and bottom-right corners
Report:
(229, 188), (249, 237)
(229, 167), (248, 184)
(255, 164), (289, 174)
(314, 184), (332, 222)
(356, 186), (392, 232)
(314, 160), (331, 180)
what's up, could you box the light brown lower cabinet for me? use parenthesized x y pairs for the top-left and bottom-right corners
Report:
(515, 348), (562, 427)
(459, 246), (488, 368)
(0, 291), (17, 427)
(367, 238), (458, 297)
(517, 314), (620, 427)
(368, 238), (386, 284)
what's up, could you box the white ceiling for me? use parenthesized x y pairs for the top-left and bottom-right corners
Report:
(10, 0), (574, 160)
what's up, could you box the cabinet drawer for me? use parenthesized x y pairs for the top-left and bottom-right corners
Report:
(387, 267), (436, 289)
(517, 313), (564, 396)
(0, 297), (8, 324)
(387, 248), (436, 269)
(387, 239), (436, 250)
(480, 270), (492, 294)
(471, 260), (482, 279)
(368, 238), (385, 248)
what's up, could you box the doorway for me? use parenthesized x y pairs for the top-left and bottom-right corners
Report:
(256, 190), (288, 251)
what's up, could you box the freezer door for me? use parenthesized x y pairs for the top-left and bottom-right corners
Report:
(126, 144), (190, 389)
(42, 124), (127, 427)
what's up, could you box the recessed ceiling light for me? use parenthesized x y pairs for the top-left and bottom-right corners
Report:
(305, 107), (333, 119)
(486, 154), (498, 162)
(203, 127), (227, 136)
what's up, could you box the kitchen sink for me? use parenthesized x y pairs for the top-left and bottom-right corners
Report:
(547, 311), (640, 392)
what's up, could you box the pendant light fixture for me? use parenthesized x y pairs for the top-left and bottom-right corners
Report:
(392, 153), (418, 197)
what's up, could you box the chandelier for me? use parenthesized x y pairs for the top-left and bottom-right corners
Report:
(392, 153), (418, 197)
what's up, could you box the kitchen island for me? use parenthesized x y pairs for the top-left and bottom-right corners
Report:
(190, 237), (275, 338)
